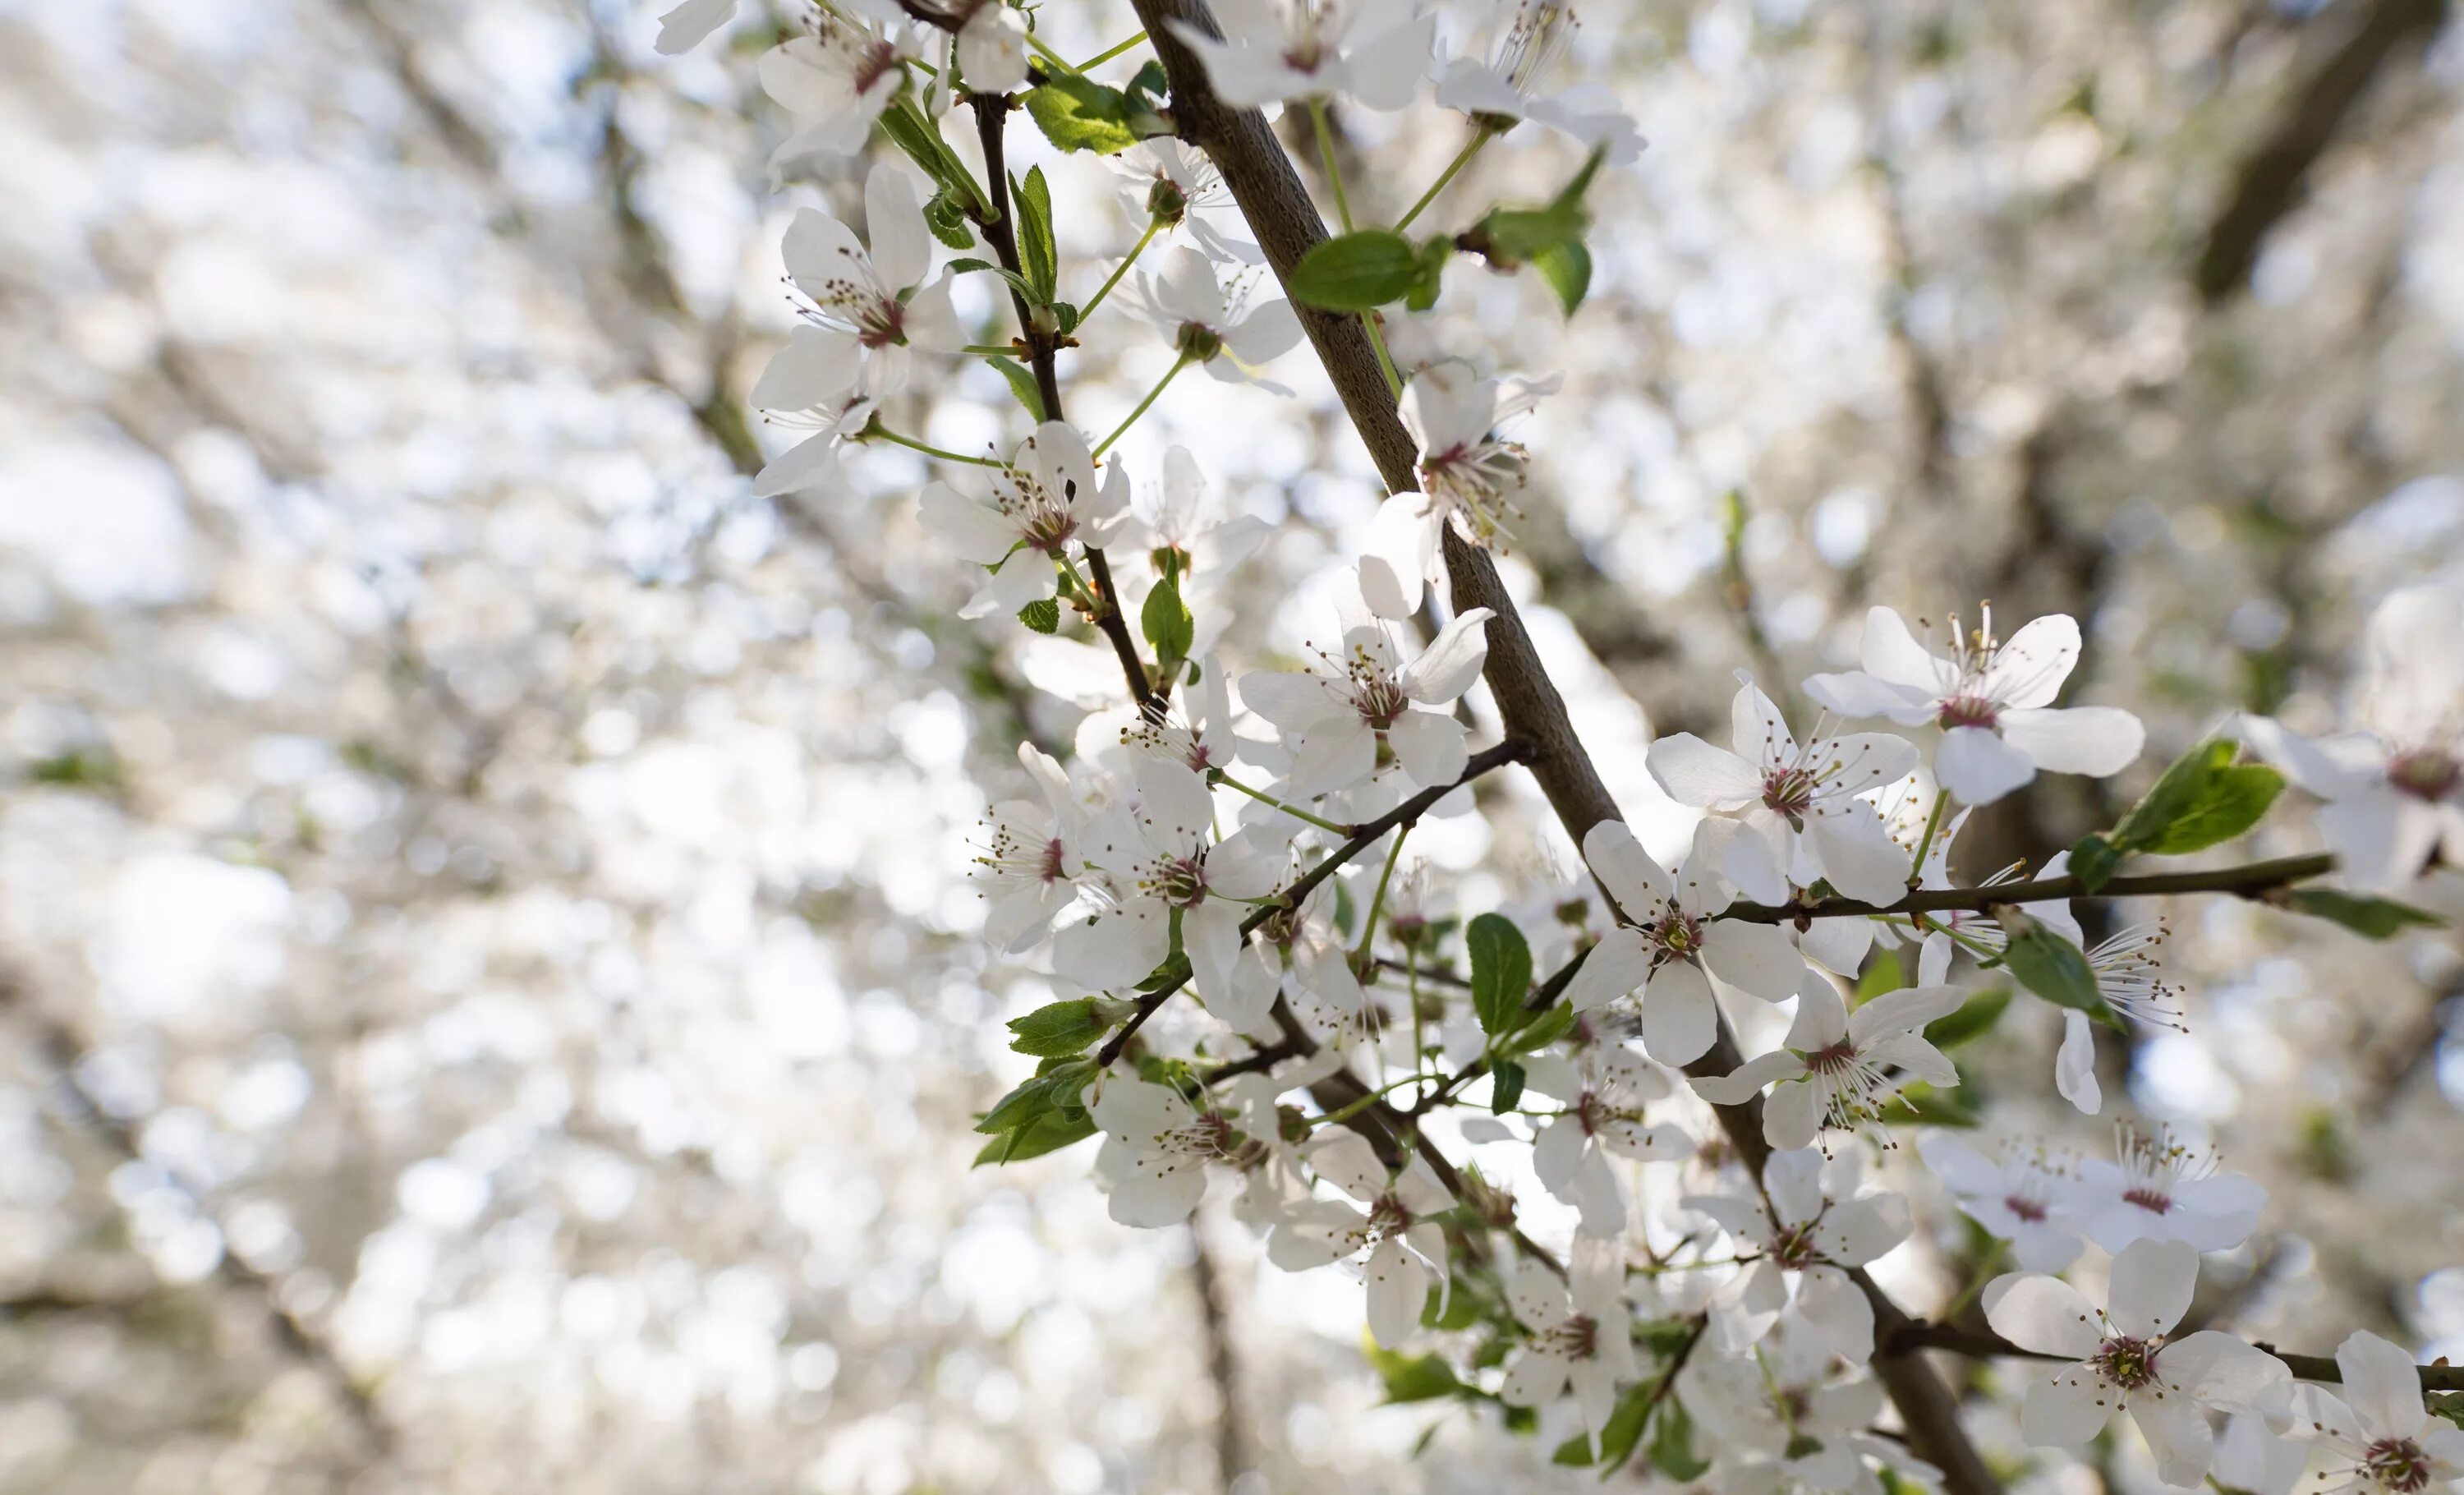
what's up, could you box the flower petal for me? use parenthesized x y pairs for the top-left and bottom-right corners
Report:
(1582, 819), (1673, 914)
(1984, 1273), (2104, 1359)
(1639, 958), (1717, 1064)
(1937, 724), (2039, 804)
(1981, 614), (2080, 709)
(1998, 706), (2146, 778)
(2108, 1237), (2199, 1340)
(1648, 733), (1765, 809)
(2333, 1329), (2427, 1439)
(1399, 607), (1494, 703)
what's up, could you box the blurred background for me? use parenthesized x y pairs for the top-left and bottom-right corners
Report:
(2, 0), (2462, 1490)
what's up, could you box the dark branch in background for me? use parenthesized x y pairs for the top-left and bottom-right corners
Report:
(963, 93), (1159, 714)
(1715, 853), (2338, 924)
(0, 968), (394, 1455)
(1186, 1222), (1253, 1493)
(1887, 1319), (2464, 1392)
(2193, 0), (2447, 303)
(1120, 4), (2002, 1489)
(1094, 740), (1529, 1066)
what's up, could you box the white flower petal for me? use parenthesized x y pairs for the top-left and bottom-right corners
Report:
(1984, 1273), (2103, 1359)
(1937, 724), (2039, 804)
(1998, 706), (2146, 778)
(2107, 1237), (2199, 1340)
(1648, 733), (1764, 809)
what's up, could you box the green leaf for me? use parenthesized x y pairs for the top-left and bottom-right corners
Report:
(1997, 914), (2121, 1029)
(1404, 237), (1454, 313)
(1023, 76), (1141, 154)
(1923, 987), (2011, 1050)
(974, 1058), (1096, 1135)
(1052, 300), (1080, 336)
(1471, 202), (1585, 266)
(972, 1106), (1096, 1165)
(1853, 947), (1905, 1004)
(1647, 1397), (1712, 1482)
(876, 104), (984, 214)
(2068, 832), (2124, 894)
(1507, 1000), (1577, 1055)
(1489, 1058), (1527, 1114)
(1141, 573), (1194, 672)
(985, 354), (1045, 420)
(2276, 887), (2444, 940)
(1364, 1341), (1460, 1404)
(1011, 168), (1058, 303)
(1533, 239), (1591, 315)
(1289, 230), (1421, 311)
(1007, 997), (1107, 1057)
(1124, 59), (1169, 108)
(1466, 913), (1534, 1036)
(2107, 738), (2284, 857)
(923, 189), (975, 249)
(1018, 596), (1060, 634)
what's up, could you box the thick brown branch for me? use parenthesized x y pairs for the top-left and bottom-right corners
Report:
(1889, 1320), (2464, 1392)
(1714, 853), (2338, 924)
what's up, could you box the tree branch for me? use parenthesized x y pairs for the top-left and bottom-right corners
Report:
(1713, 853), (2338, 924)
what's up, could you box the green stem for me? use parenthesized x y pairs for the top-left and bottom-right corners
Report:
(1212, 772), (1354, 835)
(1055, 552), (1103, 614)
(1362, 311), (1403, 397)
(1308, 1072), (1426, 1129)
(1080, 218), (1159, 321)
(1307, 99), (1354, 232)
(1078, 30), (1147, 70)
(1352, 821), (1412, 965)
(869, 427), (999, 466)
(1395, 126), (1496, 231)
(1024, 30), (1083, 77)
(964, 343), (1025, 356)
(1906, 788), (1951, 886)
(1092, 355), (1191, 457)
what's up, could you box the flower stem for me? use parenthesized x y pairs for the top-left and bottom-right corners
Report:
(1079, 218), (1158, 322)
(1077, 30), (1147, 70)
(1907, 788), (1951, 886)
(1362, 311), (1404, 397)
(1023, 30), (1083, 77)
(1213, 772), (1354, 835)
(1352, 821), (1412, 966)
(867, 427), (1000, 466)
(1092, 355), (1191, 457)
(1395, 125), (1496, 232)
(1307, 99), (1354, 232)
(1306, 1072), (1425, 1128)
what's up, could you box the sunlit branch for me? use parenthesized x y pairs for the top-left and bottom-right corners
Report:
(1714, 853), (2338, 925)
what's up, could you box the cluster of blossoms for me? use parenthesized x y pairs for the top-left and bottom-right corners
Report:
(652, 0), (2464, 1484)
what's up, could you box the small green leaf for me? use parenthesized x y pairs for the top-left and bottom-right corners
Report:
(1011, 168), (1058, 303)
(923, 189), (976, 250)
(2068, 832), (2124, 893)
(1364, 1341), (1460, 1404)
(972, 1106), (1096, 1165)
(1289, 230), (1421, 310)
(2108, 738), (2285, 857)
(985, 354), (1045, 420)
(1533, 239), (1591, 315)
(1141, 573), (1194, 672)
(1018, 596), (1061, 634)
(1007, 997), (1107, 1057)
(1052, 300), (1080, 336)
(1023, 76), (1141, 154)
(974, 1058), (1096, 1134)
(2276, 887), (2444, 940)
(1997, 914), (2122, 1029)
(1853, 947), (1905, 1004)
(1466, 913), (1534, 1036)
(1404, 237), (1455, 312)
(1647, 1397), (1712, 1481)
(1489, 1058), (1527, 1114)
(1923, 987), (2011, 1050)
(1508, 1000), (1577, 1055)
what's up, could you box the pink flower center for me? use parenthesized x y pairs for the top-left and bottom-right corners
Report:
(1938, 695), (1999, 730)
(2093, 1335), (2158, 1391)
(1763, 766), (1817, 820)
(1156, 856), (1208, 908)
(1038, 838), (1067, 884)
(1806, 1039), (1859, 1074)
(2122, 1186), (2172, 1214)
(853, 39), (903, 94)
(2004, 1194), (2048, 1224)
(2388, 749), (2459, 803)
(2364, 1438), (2433, 1494)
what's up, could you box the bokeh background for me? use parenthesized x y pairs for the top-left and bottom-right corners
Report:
(3, 0), (2462, 1490)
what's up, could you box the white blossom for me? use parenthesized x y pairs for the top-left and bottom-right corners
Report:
(971, 742), (1090, 952)
(1270, 1129), (1453, 1346)
(1129, 247), (1304, 388)
(756, 2), (922, 166)
(950, 0), (1029, 93)
(1647, 674), (1919, 904)
(1916, 1131), (2085, 1272)
(1361, 361), (1558, 619)
(1087, 1074), (1252, 1226)
(1055, 794), (1292, 1001)
(1690, 976), (1963, 1152)
(1684, 1148), (1909, 1360)
(1110, 139), (1265, 264)
(918, 422), (1132, 619)
(1500, 1240), (1639, 1459)
(1117, 447), (1269, 656)
(1523, 1042), (1692, 1235)
(1680, 1320), (1918, 1495)
(2241, 584), (2464, 890)
(2062, 1122), (2264, 1254)
(1565, 819), (1809, 1065)
(2030, 872), (2183, 1116)
(1983, 1238), (2293, 1486)
(2286, 1331), (2464, 1495)
(1239, 596), (1493, 797)
(654, 0), (737, 54)
(1170, 0), (1436, 112)
(1433, 0), (1643, 162)
(1805, 605), (2146, 806)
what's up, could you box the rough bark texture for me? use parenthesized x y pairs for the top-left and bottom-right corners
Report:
(1120, 3), (2006, 1491)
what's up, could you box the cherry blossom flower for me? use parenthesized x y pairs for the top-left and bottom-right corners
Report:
(1087, 1074), (1253, 1226)
(2286, 1330), (2464, 1495)
(756, 2), (922, 166)
(1983, 1238), (2293, 1486)
(1129, 247), (1303, 389)
(1360, 361), (1558, 619)
(1500, 1240), (1639, 1458)
(2216, 1412), (2311, 1495)
(918, 422), (1132, 619)
(2062, 1122), (2264, 1254)
(1239, 600), (1494, 797)
(1270, 1129), (1453, 1346)
(1054, 792), (1292, 1000)
(1170, 0), (1437, 112)
(1208, 867), (1365, 1042)
(1916, 1131), (2085, 1272)
(2029, 872), (2183, 1116)
(1804, 605), (2145, 806)
(1690, 977), (1962, 1153)
(1110, 139), (1265, 265)
(945, 0), (1028, 93)
(1433, 0), (1643, 162)
(1680, 1319), (1921, 1495)
(654, 0), (736, 53)
(1117, 448), (1268, 656)
(970, 742), (1090, 953)
(1564, 820), (1808, 1065)
(1684, 1148), (1910, 1360)
(1647, 674), (1919, 904)
(2241, 584), (2464, 890)
(1115, 654), (1238, 834)
(1523, 1042), (1692, 1235)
